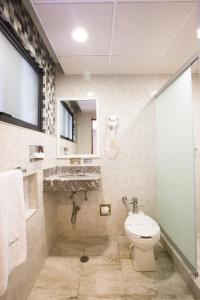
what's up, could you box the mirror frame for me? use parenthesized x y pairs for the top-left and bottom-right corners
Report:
(56, 97), (100, 159)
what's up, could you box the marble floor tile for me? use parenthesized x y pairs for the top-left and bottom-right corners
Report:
(157, 253), (175, 275)
(121, 259), (174, 296)
(174, 296), (195, 300)
(78, 296), (126, 300)
(127, 296), (176, 300)
(127, 295), (195, 300)
(29, 236), (195, 300)
(117, 235), (130, 246)
(117, 235), (132, 259)
(51, 237), (85, 257)
(80, 255), (119, 266)
(29, 289), (78, 300)
(166, 272), (193, 296)
(166, 296), (194, 300)
(79, 257), (126, 296)
(119, 244), (131, 259)
(30, 256), (81, 297)
(154, 243), (168, 257)
(85, 238), (119, 258)
(51, 237), (120, 259)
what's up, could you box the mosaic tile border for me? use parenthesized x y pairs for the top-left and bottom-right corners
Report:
(0, 0), (56, 134)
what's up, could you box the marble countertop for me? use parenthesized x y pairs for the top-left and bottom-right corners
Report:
(43, 166), (101, 192)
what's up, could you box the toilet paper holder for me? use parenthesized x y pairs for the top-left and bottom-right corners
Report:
(100, 204), (111, 216)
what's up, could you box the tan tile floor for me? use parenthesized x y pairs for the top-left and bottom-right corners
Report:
(28, 236), (195, 300)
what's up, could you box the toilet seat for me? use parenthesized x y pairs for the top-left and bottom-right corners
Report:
(124, 213), (160, 238)
(125, 229), (159, 239)
(124, 212), (160, 271)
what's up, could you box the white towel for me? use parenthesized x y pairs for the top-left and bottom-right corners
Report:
(0, 170), (27, 296)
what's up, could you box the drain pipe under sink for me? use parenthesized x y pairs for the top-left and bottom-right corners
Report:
(70, 191), (80, 224)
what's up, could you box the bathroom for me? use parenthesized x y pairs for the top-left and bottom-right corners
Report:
(0, 0), (200, 299)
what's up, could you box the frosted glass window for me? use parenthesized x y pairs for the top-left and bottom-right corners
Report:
(156, 67), (197, 272)
(60, 102), (74, 141)
(0, 28), (41, 128)
(69, 114), (73, 140)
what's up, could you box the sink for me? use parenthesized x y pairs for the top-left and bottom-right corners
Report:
(59, 174), (87, 178)
(43, 166), (101, 192)
(58, 173), (100, 180)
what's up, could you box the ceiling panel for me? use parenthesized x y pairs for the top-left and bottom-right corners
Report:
(109, 55), (161, 74)
(31, 0), (198, 74)
(118, 0), (195, 2)
(112, 2), (194, 55)
(33, 2), (113, 56)
(33, 0), (115, 3)
(153, 55), (191, 73)
(59, 56), (109, 74)
(167, 11), (198, 55)
(33, 0), (195, 3)
(77, 100), (96, 112)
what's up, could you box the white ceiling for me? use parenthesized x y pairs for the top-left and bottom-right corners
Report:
(77, 100), (96, 112)
(31, 0), (198, 74)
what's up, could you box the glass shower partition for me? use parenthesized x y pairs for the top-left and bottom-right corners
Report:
(156, 66), (197, 274)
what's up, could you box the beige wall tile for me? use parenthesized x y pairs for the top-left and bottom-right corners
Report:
(55, 74), (168, 238)
(0, 123), (58, 300)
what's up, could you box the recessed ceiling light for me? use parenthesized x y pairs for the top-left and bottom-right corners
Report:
(72, 27), (88, 43)
(197, 28), (200, 40)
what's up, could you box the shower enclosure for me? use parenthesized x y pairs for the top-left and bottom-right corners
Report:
(156, 54), (199, 275)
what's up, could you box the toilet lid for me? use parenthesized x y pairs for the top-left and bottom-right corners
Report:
(125, 213), (160, 238)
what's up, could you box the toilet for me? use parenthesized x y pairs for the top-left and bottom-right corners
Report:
(124, 211), (160, 272)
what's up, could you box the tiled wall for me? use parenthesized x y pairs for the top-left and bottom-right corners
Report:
(0, 1), (57, 299)
(60, 136), (78, 156)
(0, 123), (58, 300)
(55, 73), (168, 238)
(0, 0), (56, 134)
(77, 111), (95, 154)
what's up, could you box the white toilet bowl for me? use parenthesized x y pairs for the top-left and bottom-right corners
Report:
(124, 212), (160, 272)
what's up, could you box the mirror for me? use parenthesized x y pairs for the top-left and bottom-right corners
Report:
(57, 97), (100, 158)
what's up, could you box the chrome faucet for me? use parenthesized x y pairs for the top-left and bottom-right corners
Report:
(74, 168), (86, 176)
(132, 197), (139, 213)
(122, 196), (144, 213)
